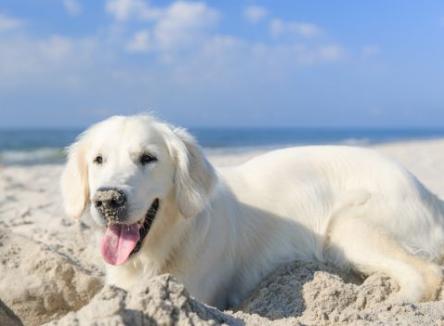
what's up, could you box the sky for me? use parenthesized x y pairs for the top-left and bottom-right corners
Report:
(0, 0), (443, 128)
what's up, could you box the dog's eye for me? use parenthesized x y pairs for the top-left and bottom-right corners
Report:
(93, 155), (103, 165)
(140, 153), (157, 165)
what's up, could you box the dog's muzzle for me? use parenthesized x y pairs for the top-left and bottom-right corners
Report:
(93, 187), (127, 223)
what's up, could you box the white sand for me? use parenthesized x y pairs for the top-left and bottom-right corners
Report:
(1, 139), (444, 325)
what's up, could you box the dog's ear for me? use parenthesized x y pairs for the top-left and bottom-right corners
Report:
(171, 128), (217, 218)
(61, 139), (89, 219)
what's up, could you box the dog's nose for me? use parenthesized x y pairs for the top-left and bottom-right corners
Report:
(93, 187), (127, 220)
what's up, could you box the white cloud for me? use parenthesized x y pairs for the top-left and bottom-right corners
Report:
(118, 2), (334, 71)
(269, 19), (284, 36)
(126, 29), (151, 52)
(105, 0), (161, 22)
(125, 1), (219, 56)
(317, 44), (345, 62)
(0, 2), (347, 116)
(63, 0), (82, 16)
(0, 13), (24, 31)
(269, 18), (321, 38)
(0, 33), (98, 90)
(120, 3), (343, 74)
(244, 5), (268, 24)
(254, 43), (345, 66)
(154, 2), (219, 51)
(40, 35), (74, 61)
(361, 45), (381, 58)
(171, 36), (346, 88)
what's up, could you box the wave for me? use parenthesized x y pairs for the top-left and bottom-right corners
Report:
(0, 148), (66, 165)
(340, 138), (371, 146)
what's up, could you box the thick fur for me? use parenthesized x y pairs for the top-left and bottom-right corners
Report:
(61, 115), (444, 309)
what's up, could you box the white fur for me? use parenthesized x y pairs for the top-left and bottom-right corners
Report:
(61, 115), (444, 308)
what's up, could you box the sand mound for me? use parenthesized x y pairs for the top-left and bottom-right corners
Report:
(236, 261), (444, 325)
(1, 211), (443, 325)
(0, 230), (103, 326)
(41, 262), (444, 326)
(46, 274), (246, 326)
(1, 223), (444, 325)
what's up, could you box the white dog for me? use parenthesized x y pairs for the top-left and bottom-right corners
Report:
(61, 115), (444, 309)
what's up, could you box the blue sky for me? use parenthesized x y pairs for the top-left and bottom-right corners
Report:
(0, 0), (443, 128)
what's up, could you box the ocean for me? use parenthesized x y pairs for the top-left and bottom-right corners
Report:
(1, 127), (444, 165)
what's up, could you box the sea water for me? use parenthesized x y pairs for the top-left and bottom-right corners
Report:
(1, 127), (443, 165)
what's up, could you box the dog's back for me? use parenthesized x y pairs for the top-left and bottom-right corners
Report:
(216, 145), (444, 304)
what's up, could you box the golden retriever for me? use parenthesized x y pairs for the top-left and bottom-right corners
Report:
(61, 114), (443, 309)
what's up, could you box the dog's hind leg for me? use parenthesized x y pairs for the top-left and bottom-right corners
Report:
(324, 215), (442, 302)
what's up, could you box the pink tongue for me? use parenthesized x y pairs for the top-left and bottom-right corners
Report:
(100, 224), (141, 265)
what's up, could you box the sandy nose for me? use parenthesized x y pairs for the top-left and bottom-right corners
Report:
(93, 187), (127, 221)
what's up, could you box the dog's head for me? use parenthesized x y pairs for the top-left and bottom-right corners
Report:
(61, 115), (216, 265)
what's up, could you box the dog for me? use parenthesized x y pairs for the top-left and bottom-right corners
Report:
(61, 114), (444, 309)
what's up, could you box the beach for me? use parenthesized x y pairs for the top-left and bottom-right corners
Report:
(1, 138), (444, 325)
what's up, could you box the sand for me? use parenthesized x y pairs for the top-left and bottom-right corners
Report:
(1, 139), (444, 325)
